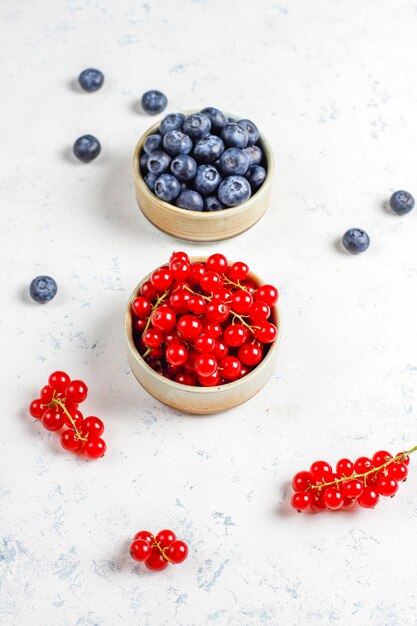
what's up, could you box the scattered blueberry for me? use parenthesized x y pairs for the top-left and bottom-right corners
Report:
(193, 164), (221, 196)
(243, 145), (263, 167)
(176, 189), (204, 211)
(204, 196), (224, 212)
(221, 123), (249, 149)
(154, 174), (181, 202)
(160, 113), (185, 135)
(342, 228), (370, 254)
(219, 148), (250, 176)
(144, 172), (158, 191)
(183, 113), (211, 140)
(193, 135), (225, 164)
(246, 165), (267, 190)
(139, 153), (149, 173)
(218, 176), (251, 207)
(30, 276), (58, 303)
(141, 90), (168, 115)
(163, 130), (193, 156)
(147, 150), (171, 175)
(73, 135), (101, 163)
(200, 107), (228, 133)
(78, 68), (104, 92)
(143, 133), (163, 155)
(170, 154), (197, 182)
(389, 190), (415, 215)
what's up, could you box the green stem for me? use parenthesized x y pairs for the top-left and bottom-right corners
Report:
(143, 290), (170, 334)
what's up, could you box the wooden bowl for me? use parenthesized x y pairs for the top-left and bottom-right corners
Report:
(132, 111), (275, 242)
(124, 258), (282, 415)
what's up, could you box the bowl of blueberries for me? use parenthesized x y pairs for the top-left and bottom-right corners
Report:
(133, 107), (274, 242)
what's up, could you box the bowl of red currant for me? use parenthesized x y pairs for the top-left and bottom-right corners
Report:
(124, 252), (281, 414)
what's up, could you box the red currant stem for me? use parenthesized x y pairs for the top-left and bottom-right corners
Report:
(222, 275), (251, 292)
(143, 347), (151, 358)
(43, 396), (88, 442)
(230, 310), (259, 334)
(307, 445), (417, 491)
(143, 290), (170, 334)
(183, 285), (211, 301)
(150, 535), (174, 564)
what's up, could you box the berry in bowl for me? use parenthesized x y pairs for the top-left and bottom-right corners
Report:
(133, 108), (274, 242)
(124, 252), (281, 414)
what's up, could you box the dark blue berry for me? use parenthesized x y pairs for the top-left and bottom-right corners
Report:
(194, 164), (221, 195)
(73, 135), (101, 163)
(78, 68), (104, 92)
(176, 189), (204, 211)
(204, 196), (224, 212)
(389, 190), (415, 215)
(193, 135), (225, 163)
(342, 228), (370, 254)
(143, 133), (163, 155)
(183, 113), (211, 140)
(221, 123), (249, 149)
(140, 153), (148, 173)
(141, 90), (168, 115)
(154, 174), (181, 202)
(219, 147), (250, 176)
(170, 154), (197, 182)
(147, 150), (171, 175)
(238, 119), (259, 145)
(243, 145), (263, 167)
(200, 107), (228, 133)
(163, 130), (193, 157)
(30, 276), (57, 303)
(159, 113), (185, 135)
(144, 172), (158, 191)
(218, 176), (251, 207)
(245, 165), (267, 191)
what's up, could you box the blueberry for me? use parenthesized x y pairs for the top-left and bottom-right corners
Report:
(73, 135), (101, 163)
(183, 113), (211, 140)
(219, 147), (250, 176)
(78, 68), (104, 92)
(143, 133), (163, 155)
(159, 113), (185, 135)
(30, 276), (57, 303)
(163, 130), (193, 156)
(389, 190), (415, 215)
(200, 107), (228, 134)
(204, 196), (224, 212)
(193, 135), (225, 163)
(218, 176), (251, 207)
(238, 119), (259, 145)
(342, 228), (370, 254)
(221, 123), (249, 149)
(170, 154), (197, 182)
(194, 164), (222, 195)
(144, 172), (158, 191)
(245, 165), (267, 191)
(147, 150), (171, 175)
(139, 153), (148, 173)
(176, 189), (204, 212)
(154, 174), (181, 202)
(243, 145), (263, 167)
(141, 90), (168, 115)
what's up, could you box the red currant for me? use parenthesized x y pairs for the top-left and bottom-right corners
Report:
(29, 399), (45, 419)
(151, 267), (172, 291)
(354, 457), (372, 474)
(324, 487), (344, 510)
(202, 321), (223, 338)
(240, 280), (257, 293)
(163, 333), (181, 347)
(149, 347), (163, 359)
(200, 271), (223, 293)
(206, 253), (228, 274)
(224, 324), (250, 347)
(212, 288), (233, 304)
(238, 341), (263, 366)
(198, 371), (221, 386)
(184, 349), (198, 373)
(358, 487), (379, 508)
(155, 529), (176, 548)
(188, 295), (206, 315)
(255, 284), (279, 306)
(64, 408), (83, 429)
(143, 328), (164, 349)
(169, 289), (191, 313)
(336, 458), (354, 478)
(219, 356), (242, 381)
(177, 315), (203, 341)
(134, 530), (153, 544)
(205, 302), (230, 324)
(42, 408), (65, 431)
(396, 452), (410, 466)
(82, 416), (104, 438)
(170, 251), (190, 264)
(133, 318), (147, 333)
(140, 280), (157, 301)
(132, 296), (152, 319)
(388, 462), (408, 482)
(166, 343), (188, 367)
(212, 339), (229, 360)
(175, 372), (196, 386)
(194, 353), (218, 378)
(84, 437), (106, 459)
(48, 371), (71, 393)
(145, 547), (168, 571)
(169, 259), (191, 281)
(60, 429), (83, 452)
(248, 301), (270, 322)
(65, 380), (88, 403)
(341, 497), (355, 510)
(166, 540), (188, 564)
(40, 385), (54, 403)
(292, 471), (313, 492)
(255, 321), (277, 344)
(341, 478), (363, 499)
(376, 475), (398, 497)
(130, 539), (152, 562)
(151, 306), (176, 332)
(188, 262), (205, 285)
(231, 290), (253, 314)
(310, 460), (333, 482)
(372, 450), (392, 467)
(194, 334), (215, 353)
(229, 261), (249, 283)
(291, 491), (312, 512)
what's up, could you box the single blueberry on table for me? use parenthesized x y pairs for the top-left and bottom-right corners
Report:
(389, 190), (415, 215)
(141, 90), (168, 115)
(30, 276), (57, 303)
(144, 172), (158, 191)
(245, 165), (267, 191)
(193, 135), (225, 163)
(243, 145), (263, 167)
(163, 130), (193, 156)
(143, 133), (163, 155)
(154, 173), (181, 202)
(218, 175), (251, 207)
(342, 228), (370, 254)
(139, 153), (148, 173)
(194, 164), (221, 195)
(170, 154), (197, 182)
(219, 147), (250, 176)
(204, 196), (224, 212)
(183, 113), (211, 140)
(221, 123), (249, 149)
(176, 189), (204, 212)
(73, 135), (101, 163)
(200, 107), (228, 134)
(78, 68), (104, 92)
(238, 119), (259, 145)
(159, 113), (185, 135)
(146, 150), (171, 175)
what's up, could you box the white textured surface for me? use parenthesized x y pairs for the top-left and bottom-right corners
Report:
(1, 1), (417, 625)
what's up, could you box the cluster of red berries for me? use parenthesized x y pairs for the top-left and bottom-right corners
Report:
(131, 251), (279, 386)
(291, 447), (414, 512)
(130, 529), (188, 571)
(29, 371), (106, 459)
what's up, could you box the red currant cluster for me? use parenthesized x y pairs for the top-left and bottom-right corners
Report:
(132, 252), (279, 386)
(291, 446), (415, 512)
(29, 371), (106, 459)
(130, 529), (188, 571)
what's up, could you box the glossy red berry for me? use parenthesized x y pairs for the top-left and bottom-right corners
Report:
(231, 290), (253, 314)
(255, 284), (279, 306)
(354, 456), (373, 474)
(324, 487), (344, 510)
(341, 478), (363, 499)
(169, 259), (190, 281)
(198, 370), (221, 386)
(140, 280), (157, 301)
(194, 334), (215, 353)
(42, 408), (65, 431)
(40, 385), (54, 403)
(310, 460), (333, 482)
(224, 324), (250, 347)
(143, 328), (164, 349)
(29, 399), (45, 419)
(396, 452), (410, 466)
(65, 380), (88, 403)
(358, 486), (379, 508)
(376, 475), (398, 497)
(188, 262), (205, 285)
(82, 416), (104, 438)
(177, 315), (203, 341)
(151, 306), (176, 332)
(255, 321), (277, 344)
(155, 529), (176, 548)
(145, 547), (168, 571)
(388, 462), (408, 482)
(194, 353), (218, 378)
(130, 539), (152, 562)
(248, 301), (270, 322)
(372, 450), (392, 467)
(229, 261), (249, 282)
(188, 295), (206, 315)
(200, 271), (223, 293)
(134, 530), (153, 544)
(202, 321), (222, 338)
(63, 408), (83, 429)
(60, 429), (83, 452)
(48, 371), (71, 393)
(133, 318), (147, 333)
(206, 253), (228, 274)
(84, 437), (106, 459)
(238, 341), (263, 366)
(132, 296), (152, 319)
(219, 356), (242, 381)
(166, 540), (188, 564)
(292, 471), (313, 492)
(175, 372), (196, 386)
(169, 289), (191, 313)
(170, 251), (190, 264)
(151, 267), (172, 291)
(205, 301), (229, 323)
(212, 287), (233, 303)
(336, 458), (354, 478)
(212, 339), (229, 360)
(291, 491), (312, 512)
(166, 343), (188, 367)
